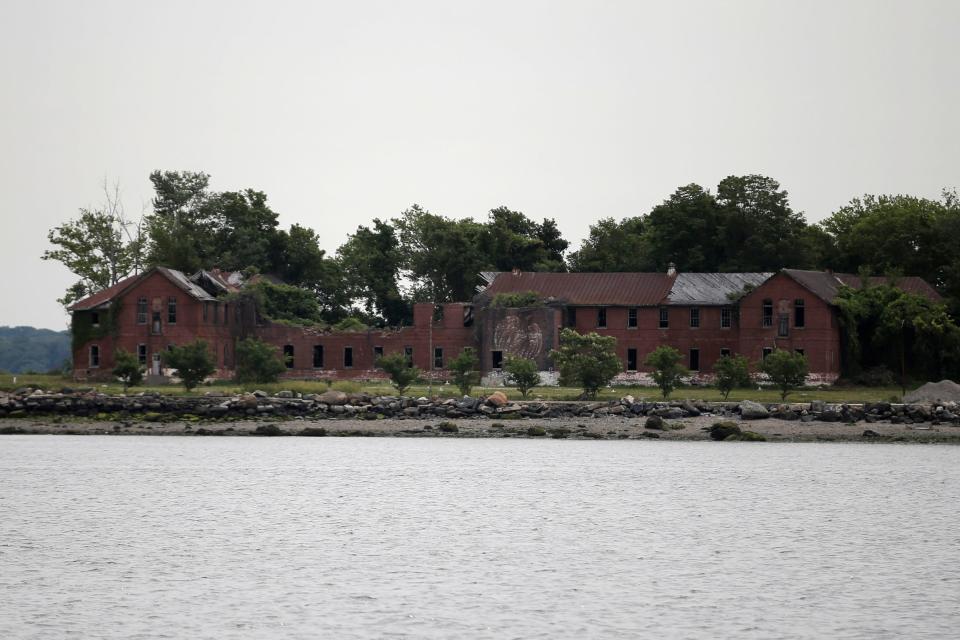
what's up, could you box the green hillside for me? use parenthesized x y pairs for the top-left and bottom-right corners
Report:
(0, 326), (71, 374)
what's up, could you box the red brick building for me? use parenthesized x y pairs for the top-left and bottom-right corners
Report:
(69, 265), (940, 385)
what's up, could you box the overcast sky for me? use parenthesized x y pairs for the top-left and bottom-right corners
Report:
(1, 0), (957, 330)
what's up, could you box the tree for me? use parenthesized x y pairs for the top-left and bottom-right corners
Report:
(235, 337), (286, 384)
(713, 354), (751, 400)
(165, 340), (216, 391)
(549, 329), (621, 398)
(43, 181), (144, 307)
(337, 218), (410, 325)
(504, 356), (541, 398)
(376, 352), (421, 396)
(759, 350), (808, 400)
(144, 170), (218, 273)
(449, 348), (481, 396)
(644, 184), (724, 271)
(567, 217), (653, 272)
(112, 348), (143, 392)
(644, 345), (689, 399)
(480, 206), (568, 272)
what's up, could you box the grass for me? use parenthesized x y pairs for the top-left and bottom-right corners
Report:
(0, 373), (909, 403)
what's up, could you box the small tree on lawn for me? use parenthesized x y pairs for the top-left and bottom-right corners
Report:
(448, 347), (481, 396)
(165, 339), (216, 391)
(644, 345), (689, 399)
(504, 356), (541, 398)
(235, 337), (286, 384)
(112, 348), (143, 392)
(713, 353), (752, 400)
(377, 352), (421, 396)
(759, 349), (808, 400)
(549, 329), (621, 398)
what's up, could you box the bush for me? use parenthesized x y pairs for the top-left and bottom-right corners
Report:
(377, 352), (421, 396)
(165, 340), (216, 391)
(112, 348), (143, 392)
(549, 329), (621, 398)
(526, 426), (547, 436)
(491, 291), (541, 308)
(759, 350), (809, 400)
(235, 337), (286, 384)
(504, 356), (541, 398)
(644, 346), (689, 399)
(332, 317), (368, 332)
(448, 347), (480, 396)
(713, 354), (751, 400)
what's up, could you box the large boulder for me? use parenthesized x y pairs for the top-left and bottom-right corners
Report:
(318, 390), (349, 405)
(739, 400), (769, 419)
(486, 391), (509, 407)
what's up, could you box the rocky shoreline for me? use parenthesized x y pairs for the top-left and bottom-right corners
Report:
(2, 387), (960, 442)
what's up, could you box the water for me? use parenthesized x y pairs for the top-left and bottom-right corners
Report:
(1, 437), (958, 639)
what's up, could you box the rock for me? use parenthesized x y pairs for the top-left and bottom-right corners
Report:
(739, 400), (769, 419)
(862, 429), (881, 438)
(253, 424), (287, 436)
(904, 380), (960, 404)
(641, 431), (660, 438)
(645, 415), (665, 430)
(681, 400), (700, 417)
(252, 390), (268, 398)
(318, 390), (349, 405)
(486, 391), (508, 407)
(665, 407), (684, 419)
(620, 395), (635, 405)
(275, 390), (293, 398)
(403, 407), (419, 417)
(708, 421), (742, 441)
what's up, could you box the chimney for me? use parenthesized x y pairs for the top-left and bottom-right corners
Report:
(667, 262), (677, 276)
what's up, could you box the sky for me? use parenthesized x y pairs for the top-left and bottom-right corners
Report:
(1, 0), (957, 330)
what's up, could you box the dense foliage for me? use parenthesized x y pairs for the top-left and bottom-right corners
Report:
(713, 354), (752, 400)
(111, 348), (143, 391)
(448, 348), (481, 396)
(759, 350), (809, 400)
(234, 337), (286, 384)
(165, 340), (216, 391)
(504, 356), (541, 398)
(0, 326), (71, 374)
(376, 352), (421, 396)
(644, 345), (689, 399)
(490, 291), (542, 308)
(550, 329), (621, 398)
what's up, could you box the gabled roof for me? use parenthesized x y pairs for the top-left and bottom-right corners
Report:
(666, 272), (772, 305)
(782, 269), (942, 304)
(68, 266), (217, 312)
(479, 272), (675, 306)
(67, 272), (144, 311)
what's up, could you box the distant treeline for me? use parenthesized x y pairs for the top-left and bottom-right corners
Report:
(0, 326), (70, 374)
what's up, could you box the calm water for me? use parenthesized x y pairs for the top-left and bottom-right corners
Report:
(1, 437), (958, 639)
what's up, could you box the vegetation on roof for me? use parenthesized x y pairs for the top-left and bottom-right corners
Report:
(490, 291), (543, 308)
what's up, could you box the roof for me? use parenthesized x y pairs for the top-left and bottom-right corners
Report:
(67, 272), (144, 311)
(479, 272), (676, 306)
(68, 266), (217, 312)
(783, 269), (942, 304)
(666, 272), (772, 305)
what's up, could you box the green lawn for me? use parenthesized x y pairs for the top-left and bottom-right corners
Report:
(0, 373), (907, 403)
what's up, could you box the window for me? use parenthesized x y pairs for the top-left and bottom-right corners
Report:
(492, 350), (503, 369)
(152, 312), (162, 335)
(597, 308), (607, 328)
(463, 306), (474, 327)
(794, 299), (805, 328)
(778, 314), (789, 337)
(434, 347), (444, 369)
(202, 302), (208, 322)
(404, 346), (414, 367)
(137, 297), (148, 324)
(167, 343), (176, 352)
(223, 303), (229, 325)
(720, 348), (731, 358)
(627, 348), (637, 371)
(90, 312), (100, 327)
(689, 307), (700, 328)
(689, 348), (700, 371)
(213, 302), (219, 325)
(283, 345), (294, 368)
(344, 347), (353, 368)
(795, 348), (805, 357)
(628, 308), (638, 328)
(659, 307), (669, 329)
(89, 344), (100, 368)
(137, 344), (147, 365)
(762, 299), (773, 327)
(313, 345), (324, 368)
(566, 307), (577, 328)
(762, 347), (773, 360)
(721, 307), (732, 328)
(168, 297), (177, 324)
(374, 346), (384, 363)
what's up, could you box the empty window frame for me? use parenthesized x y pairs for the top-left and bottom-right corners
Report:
(373, 346), (384, 364)
(491, 350), (504, 369)
(137, 344), (147, 365)
(794, 299), (805, 328)
(168, 297), (177, 324)
(778, 314), (789, 337)
(202, 302), (208, 323)
(90, 312), (100, 327)
(223, 303), (229, 325)
(136, 297), (148, 324)
(404, 346), (414, 367)
(283, 345), (294, 369)
(689, 307), (700, 328)
(626, 348), (638, 371)
(720, 348), (731, 358)
(344, 347), (354, 368)
(689, 348), (700, 371)
(627, 308), (638, 328)
(463, 305), (474, 327)
(313, 345), (324, 368)
(762, 299), (773, 327)
(762, 347), (773, 360)
(720, 307), (732, 328)
(152, 312), (162, 335)
(795, 348), (805, 357)
(597, 307), (607, 328)
(659, 307), (669, 329)
(89, 344), (100, 368)
(566, 307), (577, 328)
(434, 347), (444, 369)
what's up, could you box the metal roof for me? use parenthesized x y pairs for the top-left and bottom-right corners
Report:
(783, 269), (942, 304)
(68, 267), (217, 311)
(666, 272), (772, 305)
(479, 272), (676, 306)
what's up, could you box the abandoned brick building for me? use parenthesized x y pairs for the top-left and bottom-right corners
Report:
(69, 265), (940, 385)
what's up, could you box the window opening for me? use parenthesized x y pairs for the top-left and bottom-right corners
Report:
(491, 350), (503, 369)
(628, 308), (638, 328)
(762, 299), (773, 327)
(659, 307), (669, 329)
(597, 308), (607, 328)
(721, 307), (732, 328)
(283, 345), (294, 368)
(313, 345), (324, 368)
(344, 347), (353, 368)
(434, 347), (444, 369)
(689, 348), (700, 371)
(627, 348), (637, 371)
(690, 307), (700, 328)
(794, 299), (805, 328)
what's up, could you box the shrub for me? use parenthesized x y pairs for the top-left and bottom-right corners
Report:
(549, 329), (621, 398)
(165, 340), (216, 391)
(644, 346), (689, 399)
(235, 337), (286, 384)
(759, 349), (809, 400)
(491, 291), (541, 308)
(377, 352), (421, 396)
(504, 356), (541, 398)
(112, 348), (143, 392)
(332, 317), (368, 332)
(713, 354), (751, 400)
(448, 347), (480, 396)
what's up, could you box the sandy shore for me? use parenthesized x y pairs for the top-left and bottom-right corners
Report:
(3, 414), (960, 443)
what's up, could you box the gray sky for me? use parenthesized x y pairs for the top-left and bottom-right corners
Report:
(2, 0), (957, 330)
